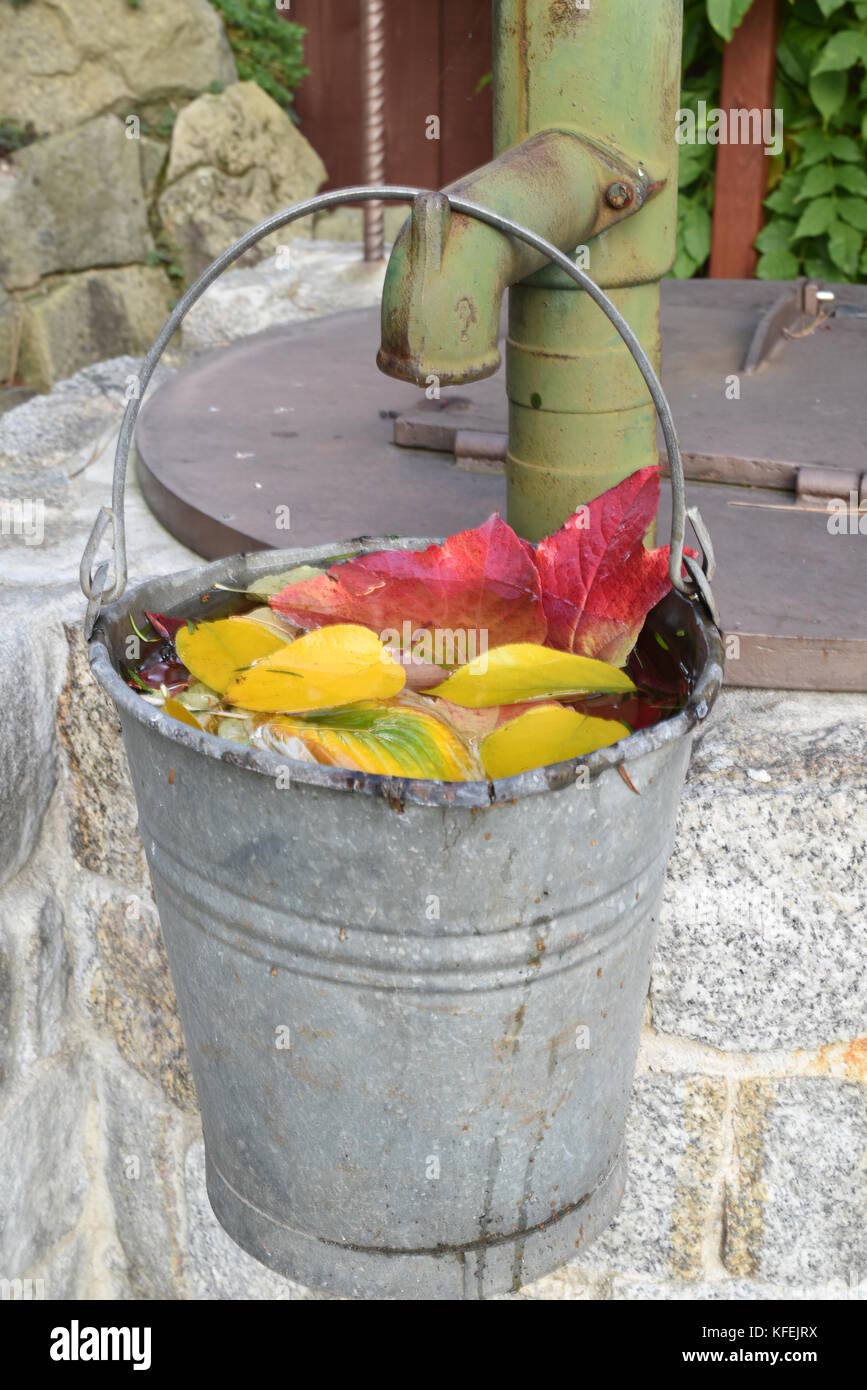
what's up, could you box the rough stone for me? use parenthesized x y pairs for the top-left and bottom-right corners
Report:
(56, 624), (148, 885)
(34, 893), (69, 1058)
(179, 243), (387, 353)
(0, 284), (17, 383)
(571, 1073), (727, 1282)
(0, 590), (64, 889)
(652, 688), (867, 1051)
(0, 354), (173, 481)
(0, 0), (236, 138)
(0, 116), (152, 291)
(0, 1056), (91, 1275)
(15, 265), (172, 393)
(84, 892), (196, 1112)
(723, 1077), (867, 1288)
(159, 82), (326, 282)
(183, 1139), (323, 1300)
(139, 137), (168, 204)
(99, 1062), (188, 1298)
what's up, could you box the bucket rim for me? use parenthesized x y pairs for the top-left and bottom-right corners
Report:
(87, 537), (725, 810)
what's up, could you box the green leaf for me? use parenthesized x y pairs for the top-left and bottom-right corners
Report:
(860, 244), (867, 275)
(829, 134), (863, 162)
(816, 0), (853, 15)
(836, 195), (867, 232)
(792, 197), (837, 238)
(834, 164), (867, 194)
(754, 219), (797, 252)
(755, 249), (801, 280)
(792, 127), (835, 167)
(809, 70), (848, 123)
(827, 219), (863, 276)
(682, 201), (712, 263)
(812, 32), (867, 76)
(246, 565), (324, 599)
(706, 0), (755, 42)
(794, 163), (838, 199)
(764, 178), (802, 217)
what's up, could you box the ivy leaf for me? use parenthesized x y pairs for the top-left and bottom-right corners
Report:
(270, 514), (547, 651)
(479, 706), (630, 780)
(809, 70), (848, 122)
(827, 219), (864, 276)
(755, 248), (802, 279)
(834, 164), (867, 194)
(794, 163), (838, 200)
(792, 196), (837, 238)
(534, 466), (677, 665)
(706, 0), (755, 43)
(836, 195), (867, 232)
(755, 218), (798, 253)
(812, 31), (867, 75)
(816, 0), (854, 16)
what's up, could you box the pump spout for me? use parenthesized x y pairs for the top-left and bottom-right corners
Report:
(375, 0), (682, 542)
(377, 130), (654, 387)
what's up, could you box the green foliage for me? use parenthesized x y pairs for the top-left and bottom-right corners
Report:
(675, 0), (867, 282)
(672, 1), (722, 277)
(759, 0), (867, 281)
(0, 116), (37, 159)
(210, 0), (308, 115)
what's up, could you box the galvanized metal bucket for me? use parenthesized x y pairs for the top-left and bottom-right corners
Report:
(81, 189), (723, 1299)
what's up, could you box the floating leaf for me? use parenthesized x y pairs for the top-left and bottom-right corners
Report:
(162, 696), (201, 730)
(427, 644), (635, 708)
(246, 565), (324, 599)
(226, 623), (405, 713)
(176, 618), (289, 694)
(534, 467), (676, 666)
(145, 610), (189, 641)
(480, 705), (630, 779)
(255, 702), (482, 780)
(230, 605), (298, 638)
(270, 515), (546, 651)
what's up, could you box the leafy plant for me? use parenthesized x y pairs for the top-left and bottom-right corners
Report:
(672, 0), (723, 277)
(758, 0), (867, 281)
(675, 0), (867, 281)
(210, 0), (308, 115)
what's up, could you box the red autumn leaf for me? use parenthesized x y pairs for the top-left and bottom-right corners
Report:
(534, 466), (675, 666)
(270, 514), (547, 652)
(145, 611), (188, 642)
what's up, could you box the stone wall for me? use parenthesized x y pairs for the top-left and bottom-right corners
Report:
(0, 0), (325, 393)
(0, 252), (864, 1298)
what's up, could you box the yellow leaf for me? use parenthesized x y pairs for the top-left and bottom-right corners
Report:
(481, 705), (630, 779)
(176, 618), (289, 695)
(255, 702), (481, 780)
(226, 623), (405, 713)
(163, 696), (201, 730)
(230, 605), (297, 638)
(428, 643), (636, 708)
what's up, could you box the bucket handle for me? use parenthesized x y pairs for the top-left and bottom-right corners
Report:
(80, 185), (719, 638)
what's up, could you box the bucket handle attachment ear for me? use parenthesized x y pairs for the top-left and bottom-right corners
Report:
(79, 185), (719, 639)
